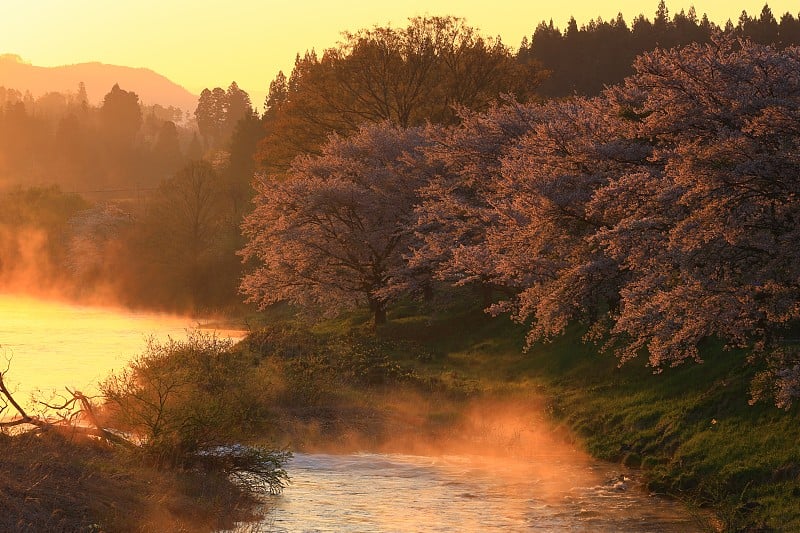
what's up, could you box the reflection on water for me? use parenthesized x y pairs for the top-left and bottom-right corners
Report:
(248, 452), (699, 532)
(0, 293), (242, 409)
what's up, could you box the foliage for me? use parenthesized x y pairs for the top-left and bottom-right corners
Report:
(405, 35), (800, 407)
(410, 100), (541, 300)
(593, 36), (800, 405)
(0, 186), (89, 291)
(100, 331), (278, 470)
(242, 33), (800, 406)
(0, 81), (188, 191)
(519, 2), (800, 97)
(115, 160), (246, 310)
(241, 122), (432, 324)
(256, 16), (544, 175)
(100, 83), (142, 147)
(194, 82), (254, 149)
(244, 323), (425, 410)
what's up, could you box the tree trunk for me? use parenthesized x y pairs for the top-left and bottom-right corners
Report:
(422, 281), (434, 302)
(370, 298), (387, 326)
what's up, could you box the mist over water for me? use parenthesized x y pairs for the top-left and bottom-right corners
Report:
(254, 452), (698, 532)
(246, 400), (700, 532)
(0, 293), (240, 409)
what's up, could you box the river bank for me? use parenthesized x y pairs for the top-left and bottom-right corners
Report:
(242, 301), (799, 531)
(0, 430), (263, 532)
(2, 296), (797, 531)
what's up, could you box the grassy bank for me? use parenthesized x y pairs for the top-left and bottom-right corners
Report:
(242, 300), (799, 532)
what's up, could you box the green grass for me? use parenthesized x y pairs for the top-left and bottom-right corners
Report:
(254, 299), (800, 531)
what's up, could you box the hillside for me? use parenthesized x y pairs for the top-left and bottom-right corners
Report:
(0, 54), (197, 111)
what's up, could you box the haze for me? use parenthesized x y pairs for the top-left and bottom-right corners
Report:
(3, 0), (799, 107)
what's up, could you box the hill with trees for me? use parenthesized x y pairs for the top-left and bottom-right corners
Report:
(0, 54), (197, 111)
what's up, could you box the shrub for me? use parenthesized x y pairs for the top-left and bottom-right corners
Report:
(100, 331), (288, 491)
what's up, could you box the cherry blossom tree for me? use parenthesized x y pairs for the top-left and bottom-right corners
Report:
(410, 99), (542, 304)
(592, 35), (800, 406)
(416, 35), (800, 407)
(240, 122), (430, 325)
(487, 96), (650, 344)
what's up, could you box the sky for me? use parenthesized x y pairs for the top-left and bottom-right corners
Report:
(1, 0), (797, 109)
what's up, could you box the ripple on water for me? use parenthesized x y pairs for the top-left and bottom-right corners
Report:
(236, 453), (700, 533)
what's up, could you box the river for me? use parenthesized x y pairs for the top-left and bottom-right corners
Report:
(0, 294), (700, 531)
(250, 452), (700, 532)
(0, 293), (240, 409)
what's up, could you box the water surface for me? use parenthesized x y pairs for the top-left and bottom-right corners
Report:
(0, 293), (241, 409)
(251, 452), (700, 532)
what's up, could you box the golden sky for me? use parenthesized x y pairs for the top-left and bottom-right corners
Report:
(1, 0), (796, 108)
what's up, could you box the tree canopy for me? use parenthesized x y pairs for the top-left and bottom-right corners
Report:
(241, 33), (800, 408)
(241, 122), (431, 325)
(255, 16), (545, 176)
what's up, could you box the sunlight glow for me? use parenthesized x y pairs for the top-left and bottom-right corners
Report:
(2, 1), (797, 107)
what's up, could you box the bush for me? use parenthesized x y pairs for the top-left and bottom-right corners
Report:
(100, 331), (286, 484)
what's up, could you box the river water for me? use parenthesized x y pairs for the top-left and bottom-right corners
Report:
(0, 294), (700, 531)
(247, 451), (700, 532)
(0, 293), (239, 409)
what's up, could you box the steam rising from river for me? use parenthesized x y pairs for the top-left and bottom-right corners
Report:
(279, 390), (601, 503)
(257, 395), (698, 531)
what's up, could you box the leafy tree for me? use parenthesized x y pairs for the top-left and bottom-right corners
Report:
(194, 83), (253, 150)
(241, 122), (430, 325)
(100, 83), (142, 147)
(152, 120), (183, 178)
(256, 16), (544, 176)
(223, 81), (253, 140)
(413, 33), (800, 408)
(0, 186), (89, 291)
(194, 87), (228, 148)
(410, 100), (541, 305)
(131, 160), (227, 308)
(487, 96), (650, 342)
(264, 70), (288, 118)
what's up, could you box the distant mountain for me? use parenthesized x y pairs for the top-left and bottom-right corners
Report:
(0, 54), (198, 112)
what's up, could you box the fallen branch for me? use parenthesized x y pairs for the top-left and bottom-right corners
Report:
(0, 372), (45, 429)
(1, 370), (134, 448)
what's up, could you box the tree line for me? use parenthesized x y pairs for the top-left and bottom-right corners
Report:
(241, 34), (800, 409)
(0, 83), (195, 192)
(0, 81), (258, 311)
(520, 1), (800, 96)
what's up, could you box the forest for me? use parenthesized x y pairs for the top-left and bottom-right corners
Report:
(1, 5), (799, 408)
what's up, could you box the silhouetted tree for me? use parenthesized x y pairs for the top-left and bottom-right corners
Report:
(100, 83), (142, 147)
(153, 120), (183, 178)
